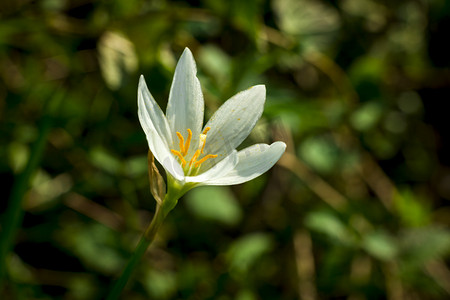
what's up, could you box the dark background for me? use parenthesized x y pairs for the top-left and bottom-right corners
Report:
(1, 0), (450, 299)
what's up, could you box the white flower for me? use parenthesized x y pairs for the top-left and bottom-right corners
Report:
(138, 48), (286, 190)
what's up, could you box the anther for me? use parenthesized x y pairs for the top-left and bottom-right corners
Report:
(176, 132), (185, 154)
(202, 127), (211, 135)
(199, 134), (207, 154)
(194, 154), (218, 168)
(183, 129), (192, 156)
(171, 149), (187, 167)
(199, 127), (211, 154)
(189, 150), (201, 167)
(171, 127), (217, 173)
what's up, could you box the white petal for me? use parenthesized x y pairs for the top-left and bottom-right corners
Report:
(166, 48), (204, 146)
(143, 130), (185, 181)
(138, 76), (173, 146)
(202, 85), (266, 168)
(202, 142), (286, 186)
(138, 76), (184, 181)
(185, 150), (238, 184)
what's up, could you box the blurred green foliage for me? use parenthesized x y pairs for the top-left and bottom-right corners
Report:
(1, 0), (450, 299)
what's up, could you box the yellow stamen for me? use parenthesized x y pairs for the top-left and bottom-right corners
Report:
(176, 132), (185, 154)
(202, 127), (211, 135)
(170, 127), (217, 173)
(199, 134), (207, 154)
(194, 154), (218, 168)
(189, 150), (201, 167)
(171, 149), (187, 167)
(199, 127), (211, 154)
(183, 129), (192, 156)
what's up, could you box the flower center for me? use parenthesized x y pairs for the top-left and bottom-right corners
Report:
(170, 127), (217, 175)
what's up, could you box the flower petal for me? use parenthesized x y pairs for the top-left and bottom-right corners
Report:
(201, 142), (286, 186)
(138, 75), (184, 181)
(138, 76), (172, 145)
(202, 85), (266, 168)
(166, 48), (204, 147)
(185, 150), (238, 184)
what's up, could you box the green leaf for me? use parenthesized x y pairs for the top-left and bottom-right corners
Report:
(236, 289), (258, 300)
(362, 231), (398, 261)
(231, 0), (262, 39)
(7, 142), (29, 174)
(142, 269), (177, 299)
(273, 0), (340, 35)
(198, 45), (231, 86)
(186, 186), (242, 226)
(226, 233), (274, 275)
(393, 189), (431, 227)
(273, 0), (341, 51)
(305, 211), (354, 245)
(98, 31), (137, 90)
(299, 136), (339, 173)
(350, 102), (383, 132)
(90, 147), (122, 175)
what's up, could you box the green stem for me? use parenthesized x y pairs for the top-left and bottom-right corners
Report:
(106, 187), (180, 300)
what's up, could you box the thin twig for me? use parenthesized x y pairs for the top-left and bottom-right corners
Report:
(294, 230), (317, 300)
